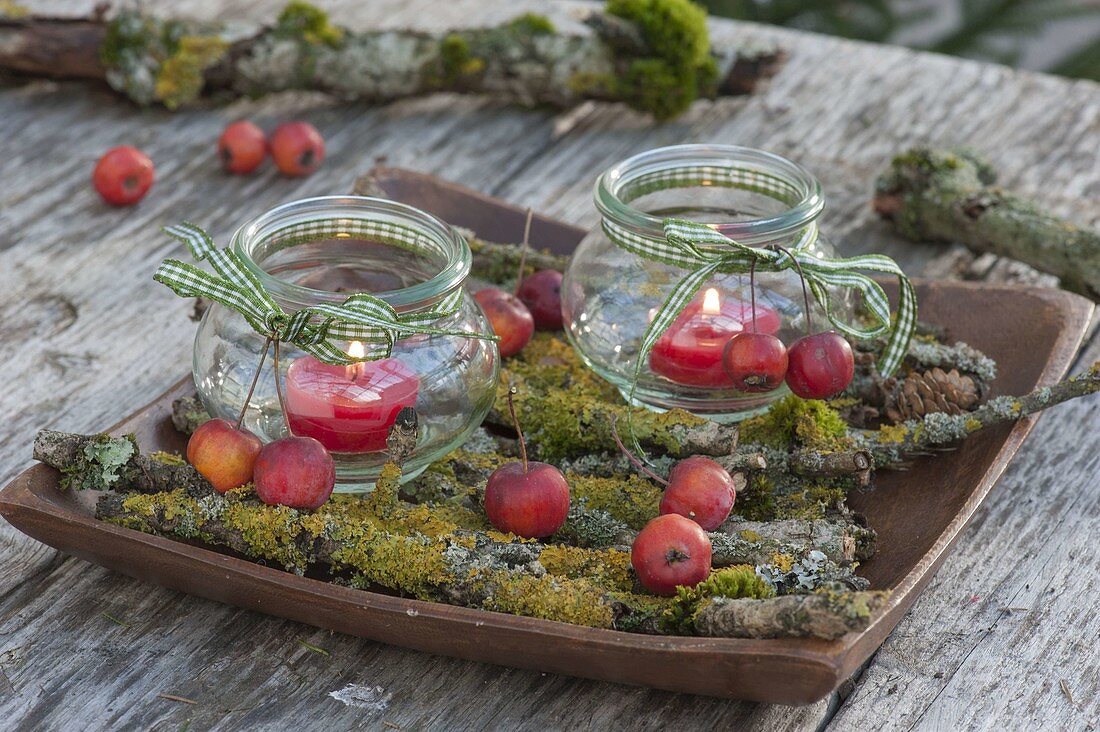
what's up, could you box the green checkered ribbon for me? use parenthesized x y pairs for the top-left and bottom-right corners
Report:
(154, 221), (495, 365)
(605, 217), (916, 389)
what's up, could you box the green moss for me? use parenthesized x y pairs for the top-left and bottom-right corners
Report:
(733, 474), (776, 521)
(773, 479), (850, 520)
(605, 0), (716, 119)
(661, 565), (774, 633)
(508, 13), (555, 35)
(500, 334), (713, 461)
(155, 35), (229, 109)
(100, 10), (227, 107)
(733, 472), (850, 522)
(741, 395), (851, 451)
(568, 473), (661, 530)
(439, 34), (486, 83)
(610, 592), (673, 632)
(274, 1), (344, 47)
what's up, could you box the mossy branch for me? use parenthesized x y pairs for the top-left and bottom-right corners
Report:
(875, 147), (1100, 301)
(408, 447), (874, 565)
(861, 361), (1100, 466)
(0, 0), (785, 119)
(692, 586), (888, 640)
(33, 430), (213, 497)
(91, 476), (866, 637)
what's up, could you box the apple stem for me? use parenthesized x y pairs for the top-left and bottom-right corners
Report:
(749, 259), (758, 333)
(514, 208), (534, 296)
(770, 244), (812, 336)
(236, 336), (273, 431)
(272, 339), (291, 434)
(609, 414), (669, 486)
(505, 386), (528, 473)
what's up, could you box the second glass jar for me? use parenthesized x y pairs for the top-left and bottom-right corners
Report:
(562, 144), (855, 422)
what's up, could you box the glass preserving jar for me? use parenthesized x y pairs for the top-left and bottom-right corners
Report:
(562, 144), (856, 422)
(193, 196), (499, 489)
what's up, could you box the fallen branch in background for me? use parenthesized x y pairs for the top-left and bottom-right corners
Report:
(874, 147), (1100, 301)
(0, 0), (785, 119)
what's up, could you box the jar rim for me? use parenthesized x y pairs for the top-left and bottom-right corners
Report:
(232, 196), (471, 311)
(594, 144), (825, 245)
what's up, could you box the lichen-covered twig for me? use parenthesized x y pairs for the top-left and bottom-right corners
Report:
(464, 237), (571, 286)
(171, 395), (211, 435)
(875, 147), (1100, 301)
(33, 430), (213, 497)
(861, 361), (1100, 466)
(0, 0), (784, 119)
(692, 586), (888, 640)
(488, 380), (740, 461)
(93, 474), (865, 636)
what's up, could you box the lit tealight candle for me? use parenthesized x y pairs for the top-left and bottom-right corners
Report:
(284, 341), (420, 453)
(649, 287), (781, 388)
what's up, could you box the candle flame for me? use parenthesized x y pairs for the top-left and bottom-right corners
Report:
(346, 341), (366, 380)
(702, 287), (721, 316)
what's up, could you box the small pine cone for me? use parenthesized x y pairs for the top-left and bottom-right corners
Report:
(885, 368), (981, 423)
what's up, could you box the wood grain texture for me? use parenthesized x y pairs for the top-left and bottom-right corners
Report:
(0, 0), (1097, 729)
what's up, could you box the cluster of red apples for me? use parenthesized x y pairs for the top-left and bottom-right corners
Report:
(188, 417), (336, 510)
(475, 247), (859, 597)
(91, 121), (325, 206)
(723, 260), (855, 400)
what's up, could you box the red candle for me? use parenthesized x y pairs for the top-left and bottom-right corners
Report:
(284, 343), (419, 453)
(649, 288), (781, 388)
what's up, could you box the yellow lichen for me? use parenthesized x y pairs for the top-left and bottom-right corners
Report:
(876, 423), (910, 444)
(0, 2), (30, 19)
(770, 552), (794, 573)
(154, 35), (228, 109)
(567, 473), (661, 530)
(538, 545), (634, 592)
(482, 572), (615, 628)
(150, 451), (186, 466)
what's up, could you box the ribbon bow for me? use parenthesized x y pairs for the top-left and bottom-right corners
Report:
(607, 218), (916, 389)
(154, 222), (495, 365)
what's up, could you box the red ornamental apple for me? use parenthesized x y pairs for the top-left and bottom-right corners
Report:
(785, 331), (855, 400)
(722, 331), (788, 393)
(517, 270), (564, 331)
(483, 386), (570, 538)
(187, 418), (263, 493)
(484, 462), (571, 538)
(253, 436), (336, 509)
(270, 121), (325, 177)
(659, 455), (736, 531)
(475, 288), (534, 357)
(218, 120), (267, 174)
(92, 146), (154, 206)
(631, 514), (712, 596)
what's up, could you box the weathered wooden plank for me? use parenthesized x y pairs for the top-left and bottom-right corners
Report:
(0, 2), (828, 729)
(827, 340), (1100, 731)
(0, 1), (1097, 730)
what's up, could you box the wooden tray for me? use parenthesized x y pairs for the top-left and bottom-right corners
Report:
(0, 169), (1092, 704)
